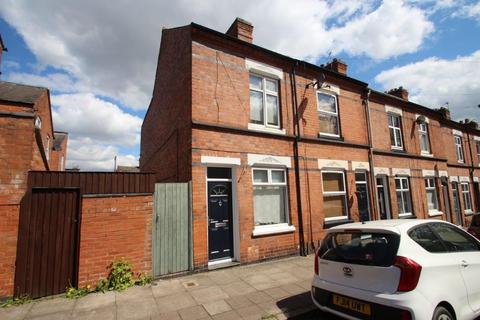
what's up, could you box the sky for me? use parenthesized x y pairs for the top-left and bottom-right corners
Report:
(0, 0), (479, 170)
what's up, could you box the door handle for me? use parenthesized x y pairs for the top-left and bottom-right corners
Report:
(461, 260), (469, 268)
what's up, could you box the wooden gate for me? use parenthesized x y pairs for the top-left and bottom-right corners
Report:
(14, 188), (80, 298)
(152, 182), (192, 277)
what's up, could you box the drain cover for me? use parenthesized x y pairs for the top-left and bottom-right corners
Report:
(182, 281), (198, 288)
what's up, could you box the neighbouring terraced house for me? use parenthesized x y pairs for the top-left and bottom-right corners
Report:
(141, 18), (480, 270)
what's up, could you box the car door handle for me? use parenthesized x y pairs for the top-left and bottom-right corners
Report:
(461, 260), (469, 268)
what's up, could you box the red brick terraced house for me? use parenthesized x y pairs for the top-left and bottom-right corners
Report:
(0, 80), (68, 296)
(141, 18), (480, 270)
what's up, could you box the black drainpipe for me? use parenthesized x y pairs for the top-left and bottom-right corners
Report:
(291, 61), (306, 256)
(364, 89), (378, 220)
(466, 130), (477, 211)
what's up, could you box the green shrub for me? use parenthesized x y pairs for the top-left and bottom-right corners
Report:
(107, 259), (135, 291)
(65, 286), (88, 299)
(0, 295), (31, 308)
(135, 273), (153, 286)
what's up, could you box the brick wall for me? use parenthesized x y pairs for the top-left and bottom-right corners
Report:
(140, 26), (192, 182)
(77, 195), (153, 287)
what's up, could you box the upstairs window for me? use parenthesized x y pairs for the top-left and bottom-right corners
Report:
(317, 92), (339, 137)
(395, 177), (412, 216)
(388, 114), (403, 149)
(454, 135), (464, 163)
(419, 123), (431, 154)
(461, 182), (473, 213)
(425, 178), (439, 212)
(249, 74), (279, 128)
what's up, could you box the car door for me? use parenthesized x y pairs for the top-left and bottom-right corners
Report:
(431, 223), (480, 313)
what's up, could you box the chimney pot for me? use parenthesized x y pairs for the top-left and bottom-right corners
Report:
(325, 58), (348, 75)
(226, 18), (253, 43)
(387, 86), (409, 101)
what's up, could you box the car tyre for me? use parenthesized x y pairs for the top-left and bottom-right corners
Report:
(432, 306), (454, 320)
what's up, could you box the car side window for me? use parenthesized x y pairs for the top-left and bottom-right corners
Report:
(408, 225), (448, 253)
(430, 223), (480, 252)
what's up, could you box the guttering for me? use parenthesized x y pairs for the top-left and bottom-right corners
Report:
(364, 89), (378, 221)
(190, 22), (368, 88)
(291, 62), (307, 256)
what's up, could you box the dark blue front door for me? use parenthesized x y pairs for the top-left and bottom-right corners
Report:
(208, 181), (233, 261)
(355, 172), (371, 222)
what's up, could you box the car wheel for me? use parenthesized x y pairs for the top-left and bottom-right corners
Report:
(432, 306), (454, 320)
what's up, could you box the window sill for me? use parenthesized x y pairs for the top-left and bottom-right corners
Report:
(391, 147), (405, 153)
(318, 133), (344, 141)
(465, 210), (474, 216)
(421, 152), (434, 158)
(428, 210), (443, 217)
(248, 123), (286, 135)
(252, 224), (295, 237)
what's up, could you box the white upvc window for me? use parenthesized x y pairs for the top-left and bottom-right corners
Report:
(252, 168), (289, 227)
(395, 177), (413, 216)
(419, 123), (431, 154)
(317, 91), (340, 137)
(249, 74), (280, 128)
(424, 177), (439, 213)
(322, 171), (348, 220)
(461, 182), (473, 213)
(455, 135), (464, 163)
(388, 114), (403, 149)
(45, 136), (50, 161)
(60, 156), (65, 171)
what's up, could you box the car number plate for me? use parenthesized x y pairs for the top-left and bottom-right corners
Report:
(332, 294), (371, 316)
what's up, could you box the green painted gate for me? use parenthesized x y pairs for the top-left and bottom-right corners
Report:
(152, 182), (193, 277)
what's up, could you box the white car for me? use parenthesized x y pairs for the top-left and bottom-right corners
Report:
(311, 219), (480, 320)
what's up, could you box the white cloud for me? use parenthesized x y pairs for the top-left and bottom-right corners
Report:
(51, 93), (142, 147)
(66, 137), (138, 171)
(329, 0), (434, 60)
(0, 0), (436, 109)
(6, 72), (85, 93)
(374, 50), (480, 121)
(453, 2), (480, 23)
(50, 93), (142, 170)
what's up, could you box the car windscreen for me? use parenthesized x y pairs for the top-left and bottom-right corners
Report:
(318, 231), (400, 267)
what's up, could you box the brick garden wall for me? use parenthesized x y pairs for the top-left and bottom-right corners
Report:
(77, 195), (153, 287)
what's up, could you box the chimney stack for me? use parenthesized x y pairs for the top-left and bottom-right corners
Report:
(436, 107), (451, 120)
(387, 86), (409, 101)
(226, 18), (254, 43)
(464, 118), (479, 130)
(325, 58), (348, 75)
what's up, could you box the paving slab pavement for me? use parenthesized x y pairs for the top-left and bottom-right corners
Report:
(0, 255), (319, 320)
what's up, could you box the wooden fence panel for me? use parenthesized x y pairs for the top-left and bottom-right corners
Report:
(14, 188), (80, 298)
(153, 182), (192, 277)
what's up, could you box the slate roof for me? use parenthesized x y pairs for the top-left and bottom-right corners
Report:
(0, 81), (47, 104)
(116, 166), (140, 173)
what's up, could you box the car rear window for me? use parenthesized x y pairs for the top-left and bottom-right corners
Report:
(318, 231), (400, 267)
